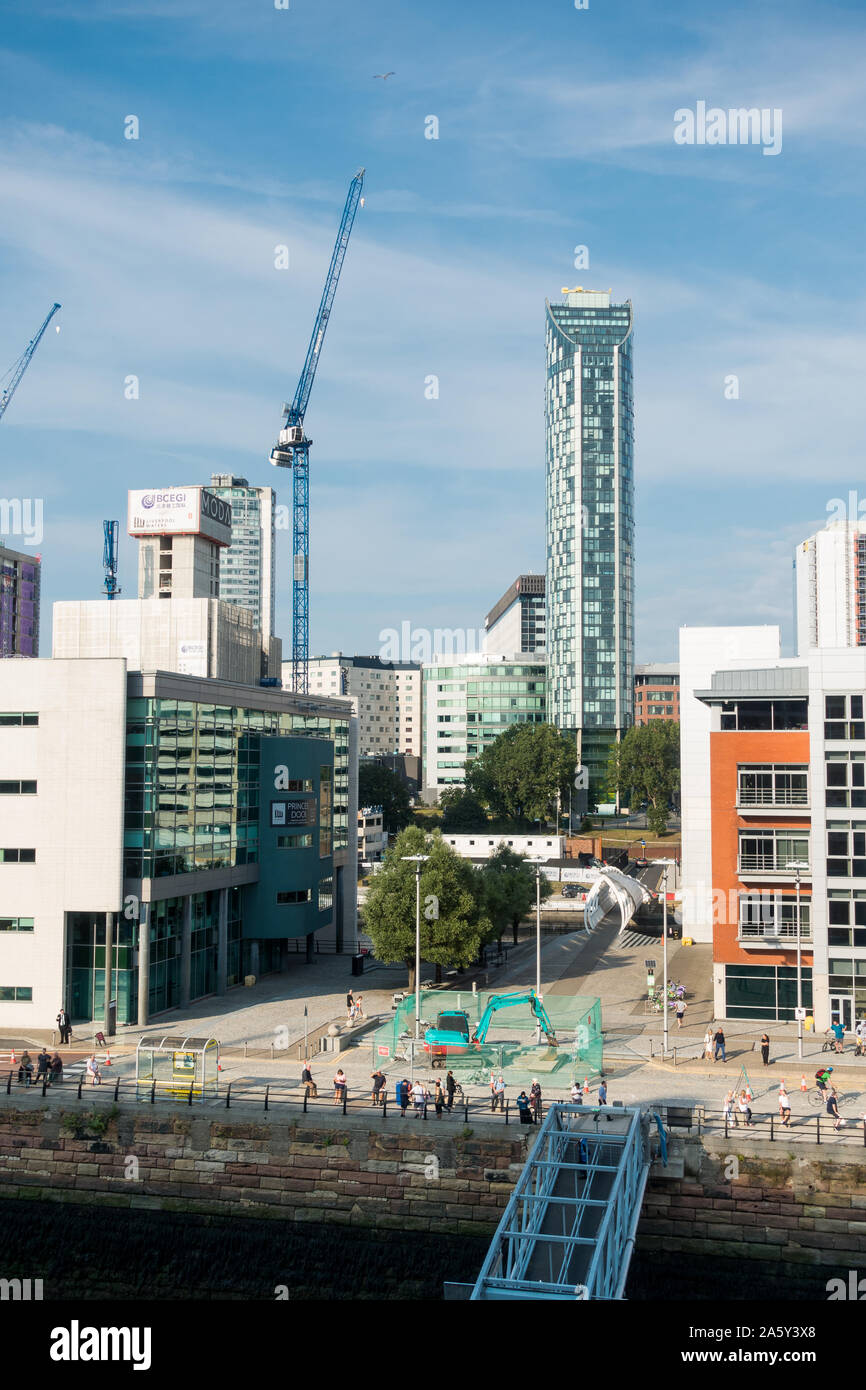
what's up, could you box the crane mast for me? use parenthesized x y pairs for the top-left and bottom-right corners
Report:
(0, 303), (61, 421)
(102, 520), (121, 599)
(270, 169), (365, 694)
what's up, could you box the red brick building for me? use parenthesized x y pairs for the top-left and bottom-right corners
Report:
(634, 663), (679, 725)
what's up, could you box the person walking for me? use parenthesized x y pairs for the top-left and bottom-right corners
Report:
(346, 989), (355, 1024)
(370, 1069), (385, 1106)
(760, 1032), (770, 1067)
(411, 1080), (425, 1117)
(333, 1068), (347, 1105)
(713, 1026), (726, 1062)
(301, 1060), (317, 1099)
(778, 1083), (792, 1127)
(86, 1055), (101, 1087)
(354, 994), (365, 1020)
(434, 1080), (445, 1119)
(723, 1090), (736, 1127)
(856, 1019), (866, 1057)
(675, 998), (687, 1030)
(445, 1070), (457, 1112)
(737, 1090), (753, 1127)
(826, 1086), (844, 1132)
(831, 1020), (845, 1054)
(598, 1078), (608, 1106)
(491, 1075), (506, 1113)
(571, 1079), (582, 1104)
(703, 1027), (714, 1062)
(399, 1078), (410, 1117)
(529, 1078), (542, 1122)
(516, 1091), (534, 1124)
(35, 1049), (51, 1084)
(56, 1008), (71, 1045)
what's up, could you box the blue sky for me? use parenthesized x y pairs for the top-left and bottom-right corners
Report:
(0, 0), (863, 661)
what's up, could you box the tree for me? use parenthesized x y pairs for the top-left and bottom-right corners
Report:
(607, 721), (680, 835)
(362, 825), (491, 990)
(482, 844), (553, 945)
(439, 787), (488, 831)
(465, 723), (576, 827)
(358, 762), (411, 834)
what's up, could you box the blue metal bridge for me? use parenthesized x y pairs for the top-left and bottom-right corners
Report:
(470, 1104), (653, 1300)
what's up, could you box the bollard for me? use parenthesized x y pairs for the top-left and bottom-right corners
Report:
(382, 1094), (387, 1119)
(264, 1085), (270, 1112)
(77, 1076), (84, 1101)
(150, 1079), (155, 1105)
(5, 1070), (11, 1096)
(188, 1083), (194, 1107)
(41, 1073), (48, 1097)
(423, 1102), (428, 1121)
(816, 1116), (821, 1145)
(724, 1110), (729, 1139)
(342, 1090), (348, 1116)
(464, 1100), (469, 1124)
(225, 1081), (232, 1110)
(303, 1088), (307, 1113)
(505, 1100), (509, 1126)
(114, 1076), (120, 1102)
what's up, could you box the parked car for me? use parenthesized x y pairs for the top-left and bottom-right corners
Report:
(562, 884), (581, 898)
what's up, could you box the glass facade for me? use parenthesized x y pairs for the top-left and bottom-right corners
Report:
(0, 545), (40, 657)
(725, 963), (813, 1021)
(545, 292), (634, 784)
(66, 913), (137, 1025)
(422, 661), (546, 790)
(209, 476), (275, 638)
(123, 697), (349, 879)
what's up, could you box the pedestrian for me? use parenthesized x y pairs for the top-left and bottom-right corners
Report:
(723, 1090), (736, 1127)
(571, 1079), (582, 1104)
(598, 1078), (608, 1106)
(737, 1090), (753, 1127)
(713, 1026), (726, 1062)
(354, 994), (365, 1019)
(491, 1075), (506, 1112)
(18, 1051), (33, 1086)
(675, 999), (687, 1030)
(530, 1078), (542, 1121)
(434, 1080), (445, 1118)
(703, 1027), (714, 1062)
(831, 1020), (845, 1054)
(411, 1080), (425, 1117)
(86, 1055), (101, 1087)
(346, 989), (354, 1024)
(778, 1084), (792, 1127)
(445, 1070), (457, 1112)
(56, 1007), (71, 1045)
(370, 1069), (385, 1106)
(35, 1049), (51, 1084)
(399, 1078), (410, 1117)
(516, 1091), (534, 1124)
(826, 1086), (844, 1131)
(760, 1032), (770, 1067)
(333, 1067), (347, 1105)
(856, 1020), (866, 1057)
(48, 1052), (63, 1086)
(301, 1060), (317, 1099)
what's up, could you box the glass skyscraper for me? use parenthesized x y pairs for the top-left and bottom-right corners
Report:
(209, 475), (275, 639)
(0, 542), (40, 657)
(545, 289), (634, 793)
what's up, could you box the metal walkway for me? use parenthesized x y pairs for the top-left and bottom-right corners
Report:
(470, 1104), (652, 1300)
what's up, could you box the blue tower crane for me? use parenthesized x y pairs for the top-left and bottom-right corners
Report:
(102, 521), (121, 599)
(270, 169), (365, 693)
(0, 303), (61, 422)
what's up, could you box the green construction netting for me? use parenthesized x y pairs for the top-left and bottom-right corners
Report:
(370, 989), (603, 1088)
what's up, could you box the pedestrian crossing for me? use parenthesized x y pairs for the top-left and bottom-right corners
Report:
(617, 928), (661, 949)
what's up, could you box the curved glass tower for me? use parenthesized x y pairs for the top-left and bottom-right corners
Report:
(545, 289), (634, 799)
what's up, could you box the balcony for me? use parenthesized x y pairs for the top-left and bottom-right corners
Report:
(737, 853), (811, 879)
(738, 920), (811, 946)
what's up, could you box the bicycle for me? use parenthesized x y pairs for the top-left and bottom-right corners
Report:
(808, 1084), (851, 1108)
(821, 1030), (845, 1054)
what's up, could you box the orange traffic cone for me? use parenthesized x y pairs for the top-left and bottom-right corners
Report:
(800, 1074), (808, 1092)
(10, 1047), (16, 1065)
(583, 1076), (590, 1096)
(745, 1084), (753, 1101)
(104, 1050), (111, 1067)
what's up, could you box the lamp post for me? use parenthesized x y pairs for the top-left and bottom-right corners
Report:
(401, 855), (429, 1044)
(527, 857), (546, 1043)
(790, 861), (810, 1061)
(662, 864), (669, 1057)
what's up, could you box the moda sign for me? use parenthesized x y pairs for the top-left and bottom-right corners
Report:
(127, 486), (232, 546)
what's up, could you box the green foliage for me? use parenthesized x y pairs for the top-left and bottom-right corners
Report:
(439, 787), (488, 831)
(362, 825), (491, 989)
(607, 722), (680, 836)
(482, 844), (553, 945)
(60, 1107), (116, 1139)
(465, 724), (576, 826)
(358, 762), (411, 834)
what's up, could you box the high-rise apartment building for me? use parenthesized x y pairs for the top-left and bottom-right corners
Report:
(209, 475), (276, 637)
(0, 542), (40, 657)
(794, 520), (866, 653)
(483, 575), (546, 655)
(545, 288), (634, 791)
(300, 655), (422, 760)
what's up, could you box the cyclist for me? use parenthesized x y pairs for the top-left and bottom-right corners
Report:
(815, 1065), (834, 1096)
(831, 1019), (845, 1054)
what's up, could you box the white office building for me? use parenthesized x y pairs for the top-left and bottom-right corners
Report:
(795, 520), (866, 654)
(301, 655), (422, 759)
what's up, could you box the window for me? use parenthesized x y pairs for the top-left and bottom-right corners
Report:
(0, 986), (33, 1001)
(0, 712), (38, 727)
(276, 834), (314, 849)
(738, 831), (809, 873)
(824, 694), (866, 741)
(276, 890), (311, 905)
(0, 781), (36, 795)
(0, 849), (36, 863)
(738, 764), (808, 806)
(318, 876), (334, 913)
(0, 918), (34, 932)
(739, 893), (810, 940)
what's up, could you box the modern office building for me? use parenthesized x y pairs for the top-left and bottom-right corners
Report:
(545, 288), (635, 792)
(680, 623), (866, 1028)
(794, 519), (866, 653)
(54, 487), (273, 685)
(0, 657), (358, 1032)
(0, 542), (40, 657)
(209, 474), (280, 678)
(634, 663), (680, 725)
(484, 574), (546, 656)
(421, 653), (546, 800)
(301, 655), (422, 760)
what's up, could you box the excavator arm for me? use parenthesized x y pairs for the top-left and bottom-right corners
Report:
(471, 990), (558, 1046)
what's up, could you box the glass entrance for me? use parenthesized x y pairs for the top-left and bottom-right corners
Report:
(830, 995), (854, 1031)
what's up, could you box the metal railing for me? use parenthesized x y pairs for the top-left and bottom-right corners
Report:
(738, 921), (812, 941)
(738, 854), (811, 874)
(737, 788), (808, 807)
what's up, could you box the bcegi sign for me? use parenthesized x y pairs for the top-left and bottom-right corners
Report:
(127, 486), (232, 546)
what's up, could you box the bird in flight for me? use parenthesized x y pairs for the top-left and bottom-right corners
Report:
(373, 72), (395, 80)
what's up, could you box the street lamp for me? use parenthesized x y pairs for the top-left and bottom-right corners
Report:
(789, 861), (810, 1061)
(526, 857), (546, 1042)
(661, 864), (669, 1057)
(401, 855), (429, 1043)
